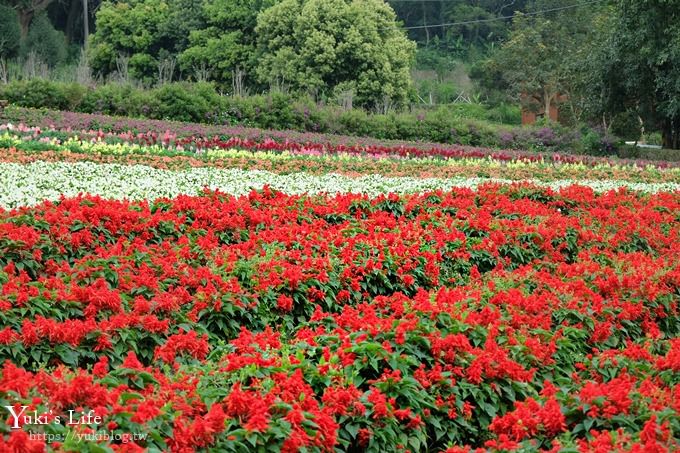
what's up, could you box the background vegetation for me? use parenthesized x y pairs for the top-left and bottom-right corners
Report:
(0, 0), (678, 150)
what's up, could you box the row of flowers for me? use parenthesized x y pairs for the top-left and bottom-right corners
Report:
(0, 185), (678, 451)
(2, 120), (678, 170)
(1, 160), (679, 209)
(2, 138), (679, 184)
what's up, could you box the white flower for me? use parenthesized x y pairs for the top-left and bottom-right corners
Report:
(1, 161), (678, 209)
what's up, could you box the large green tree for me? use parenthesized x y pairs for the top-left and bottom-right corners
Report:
(179, 0), (274, 91)
(600, 0), (680, 149)
(479, 1), (606, 123)
(255, 0), (416, 110)
(89, 0), (201, 83)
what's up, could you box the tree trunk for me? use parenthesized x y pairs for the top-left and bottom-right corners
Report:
(18, 11), (33, 39)
(543, 87), (555, 121)
(82, 0), (89, 48)
(661, 118), (680, 150)
(65, 0), (80, 44)
(16, 0), (56, 39)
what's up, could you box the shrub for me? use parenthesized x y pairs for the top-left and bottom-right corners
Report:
(150, 83), (216, 122)
(577, 127), (619, 156)
(486, 103), (522, 125)
(260, 92), (303, 130)
(0, 79), (83, 110)
(128, 53), (157, 86)
(415, 79), (460, 104)
(466, 120), (502, 147)
(291, 97), (329, 133)
(423, 108), (457, 143)
(80, 83), (157, 117)
(617, 144), (680, 162)
(616, 144), (640, 159)
(338, 109), (372, 137)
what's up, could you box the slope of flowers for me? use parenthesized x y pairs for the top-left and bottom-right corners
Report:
(5, 146), (680, 183)
(3, 139), (680, 186)
(0, 185), (678, 451)
(2, 119), (677, 169)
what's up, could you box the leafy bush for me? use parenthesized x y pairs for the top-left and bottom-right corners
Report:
(577, 127), (619, 157)
(338, 109), (372, 137)
(617, 144), (680, 162)
(485, 103), (521, 125)
(644, 131), (663, 146)
(150, 82), (217, 122)
(0, 79), (84, 110)
(80, 83), (155, 117)
(415, 79), (460, 104)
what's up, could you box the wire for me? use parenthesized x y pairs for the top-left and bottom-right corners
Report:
(382, 0), (604, 30)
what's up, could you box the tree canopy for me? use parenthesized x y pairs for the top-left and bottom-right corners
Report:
(179, 0), (274, 90)
(479, 1), (607, 124)
(0, 4), (22, 58)
(255, 0), (416, 109)
(88, 0), (204, 83)
(600, 0), (680, 148)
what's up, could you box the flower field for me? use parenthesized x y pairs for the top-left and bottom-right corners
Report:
(0, 113), (679, 452)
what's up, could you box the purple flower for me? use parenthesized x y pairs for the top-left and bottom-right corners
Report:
(499, 131), (514, 147)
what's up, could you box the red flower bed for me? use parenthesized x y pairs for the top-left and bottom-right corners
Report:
(0, 185), (678, 451)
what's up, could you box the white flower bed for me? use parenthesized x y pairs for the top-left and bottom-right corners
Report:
(1, 161), (678, 209)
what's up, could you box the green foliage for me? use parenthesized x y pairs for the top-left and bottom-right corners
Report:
(0, 4), (21, 59)
(79, 83), (158, 117)
(617, 145), (680, 162)
(89, 0), (196, 84)
(414, 79), (460, 105)
(487, 11), (558, 111)
(578, 128), (618, 157)
(78, 82), (225, 122)
(179, 0), (274, 90)
(158, 0), (204, 54)
(152, 82), (221, 122)
(485, 103), (522, 125)
(414, 47), (458, 79)
(255, 0), (416, 109)
(597, 0), (680, 149)
(611, 111), (642, 141)
(443, 2), (508, 49)
(477, 1), (608, 125)
(0, 79), (582, 151)
(23, 13), (68, 67)
(0, 78), (85, 110)
(388, 0), (529, 56)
